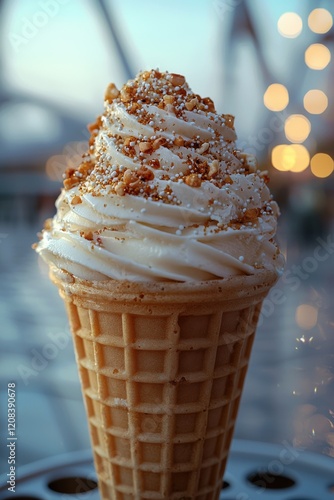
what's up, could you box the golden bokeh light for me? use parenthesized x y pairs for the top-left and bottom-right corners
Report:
(284, 114), (311, 143)
(305, 44), (331, 70)
(271, 144), (309, 173)
(278, 12), (303, 38)
(303, 89), (328, 114)
(264, 84), (289, 111)
(272, 145), (292, 171)
(289, 145), (310, 172)
(308, 8), (333, 34)
(296, 304), (318, 330)
(310, 153), (334, 178)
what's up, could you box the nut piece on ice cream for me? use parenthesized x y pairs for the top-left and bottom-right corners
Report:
(35, 69), (284, 282)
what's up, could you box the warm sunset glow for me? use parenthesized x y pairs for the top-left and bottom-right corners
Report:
(305, 44), (331, 70)
(278, 12), (303, 38)
(303, 89), (328, 114)
(296, 305), (318, 330)
(310, 153), (334, 178)
(308, 8), (333, 34)
(284, 115), (311, 143)
(264, 84), (289, 111)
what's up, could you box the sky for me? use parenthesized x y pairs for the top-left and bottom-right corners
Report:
(3, 0), (217, 117)
(1, 0), (332, 156)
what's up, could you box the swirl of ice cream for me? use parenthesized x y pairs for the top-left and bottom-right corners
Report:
(36, 69), (284, 282)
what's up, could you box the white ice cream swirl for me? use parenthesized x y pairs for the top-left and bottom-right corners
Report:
(36, 70), (284, 282)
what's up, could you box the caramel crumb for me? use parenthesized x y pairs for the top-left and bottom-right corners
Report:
(163, 95), (175, 105)
(115, 181), (126, 196)
(137, 166), (154, 181)
(202, 97), (215, 112)
(44, 218), (52, 231)
(197, 142), (209, 155)
(240, 153), (257, 172)
(139, 141), (152, 153)
(83, 231), (94, 241)
(185, 174), (202, 187)
(174, 136), (184, 147)
(148, 158), (161, 169)
(104, 82), (120, 103)
(243, 208), (260, 222)
(78, 162), (92, 176)
(170, 73), (185, 86)
(152, 137), (166, 150)
(185, 98), (198, 111)
(224, 114), (235, 128)
(64, 177), (80, 190)
(124, 136), (137, 146)
(259, 170), (270, 183)
(208, 160), (219, 177)
(120, 87), (132, 103)
(123, 169), (139, 186)
(71, 195), (82, 205)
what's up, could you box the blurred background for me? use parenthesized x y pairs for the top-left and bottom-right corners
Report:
(0, 0), (333, 476)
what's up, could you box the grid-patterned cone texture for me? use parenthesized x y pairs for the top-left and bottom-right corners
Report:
(50, 269), (277, 500)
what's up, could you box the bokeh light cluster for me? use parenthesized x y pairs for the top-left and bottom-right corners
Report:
(264, 8), (333, 178)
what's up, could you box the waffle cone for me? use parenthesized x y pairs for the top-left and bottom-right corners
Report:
(50, 267), (277, 499)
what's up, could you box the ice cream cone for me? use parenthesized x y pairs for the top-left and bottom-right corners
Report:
(50, 266), (277, 500)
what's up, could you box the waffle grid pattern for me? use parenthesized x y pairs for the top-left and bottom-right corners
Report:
(65, 300), (261, 500)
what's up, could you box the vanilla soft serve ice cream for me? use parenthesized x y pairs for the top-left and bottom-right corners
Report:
(36, 69), (283, 282)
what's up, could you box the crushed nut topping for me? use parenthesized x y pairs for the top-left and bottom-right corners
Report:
(163, 95), (175, 105)
(71, 195), (82, 205)
(243, 208), (260, 221)
(104, 83), (120, 103)
(123, 169), (138, 185)
(58, 69), (270, 222)
(83, 231), (94, 241)
(174, 136), (184, 147)
(64, 177), (80, 191)
(224, 114), (235, 128)
(115, 181), (126, 196)
(185, 174), (202, 187)
(185, 98), (198, 111)
(208, 160), (219, 178)
(139, 142), (152, 153)
(197, 142), (210, 155)
(170, 73), (185, 86)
